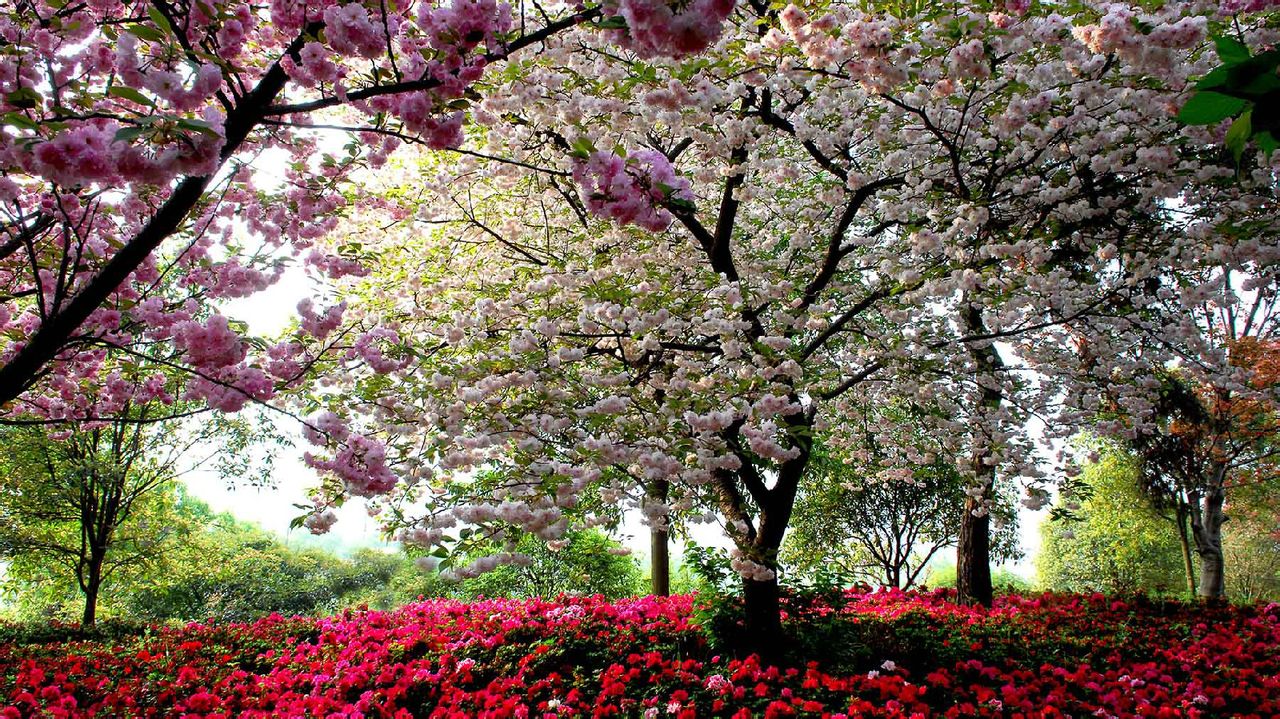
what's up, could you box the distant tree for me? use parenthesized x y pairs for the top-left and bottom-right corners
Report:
(1039, 450), (1192, 596)
(922, 563), (1032, 594)
(0, 405), (276, 626)
(1126, 347), (1280, 600)
(446, 529), (642, 600)
(126, 518), (411, 622)
(0, 483), (193, 623)
(1220, 472), (1280, 602)
(783, 444), (1020, 589)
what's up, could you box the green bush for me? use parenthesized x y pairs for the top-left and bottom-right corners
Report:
(447, 529), (642, 600)
(0, 617), (155, 646)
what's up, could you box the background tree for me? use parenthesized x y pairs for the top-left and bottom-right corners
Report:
(1039, 450), (1191, 596)
(1040, 445), (1280, 601)
(0, 402), (277, 626)
(1125, 339), (1280, 600)
(125, 524), (414, 622)
(443, 528), (642, 600)
(1221, 466), (1280, 602)
(782, 439), (1021, 589)
(3, 491), (440, 623)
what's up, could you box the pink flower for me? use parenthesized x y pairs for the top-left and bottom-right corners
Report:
(323, 3), (388, 59)
(613, 0), (737, 58)
(573, 149), (693, 232)
(173, 315), (245, 369)
(31, 125), (119, 187)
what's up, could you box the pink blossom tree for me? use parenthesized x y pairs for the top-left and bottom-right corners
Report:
(0, 0), (735, 420)
(294, 0), (1279, 641)
(5, 0), (1279, 646)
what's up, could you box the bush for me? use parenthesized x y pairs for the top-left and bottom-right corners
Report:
(0, 617), (154, 646)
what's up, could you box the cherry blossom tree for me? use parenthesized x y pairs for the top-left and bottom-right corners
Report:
(6, 0), (1279, 643)
(0, 0), (735, 420)
(294, 0), (1279, 642)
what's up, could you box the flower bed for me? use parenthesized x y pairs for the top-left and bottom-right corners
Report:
(2, 589), (1278, 717)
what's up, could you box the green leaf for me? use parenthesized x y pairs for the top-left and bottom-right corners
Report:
(113, 126), (151, 142)
(1239, 72), (1280, 95)
(1214, 35), (1250, 65)
(108, 86), (156, 108)
(595, 15), (628, 30)
(1226, 109), (1252, 163)
(147, 4), (174, 35)
(1, 112), (39, 131)
(569, 137), (596, 160)
(5, 87), (42, 110)
(176, 118), (220, 136)
(1196, 66), (1230, 91)
(1177, 91), (1248, 125)
(1256, 130), (1278, 157)
(126, 24), (166, 42)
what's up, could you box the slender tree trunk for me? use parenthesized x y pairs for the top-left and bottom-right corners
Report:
(1175, 507), (1197, 599)
(1191, 484), (1227, 601)
(958, 302), (1001, 607)
(648, 479), (670, 596)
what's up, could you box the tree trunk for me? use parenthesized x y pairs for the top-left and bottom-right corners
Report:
(646, 479), (670, 596)
(1191, 485), (1227, 601)
(722, 412), (810, 663)
(956, 492), (993, 606)
(957, 302), (1001, 608)
(82, 554), (104, 628)
(1175, 507), (1197, 599)
(736, 467), (801, 663)
(650, 527), (670, 596)
(742, 574), (784, 663)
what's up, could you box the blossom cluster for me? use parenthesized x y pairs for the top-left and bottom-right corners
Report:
(573, 149), (695, 232)
(1, 0), (738, 436)
(609, 0), (738, 59)
(3, 590), (1279, 718)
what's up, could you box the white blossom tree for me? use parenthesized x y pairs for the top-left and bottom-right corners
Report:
(290, 0), (1279, 646)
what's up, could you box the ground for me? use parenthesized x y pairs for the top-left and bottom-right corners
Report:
(2, 589), (1278, 717)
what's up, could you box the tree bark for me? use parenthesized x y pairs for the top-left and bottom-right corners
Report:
(956, 492), (993, 606)
(957, 302), (1001, 607)
(81, 552), (104, 628)
(648, 479), (670, 596)
(734, 436), (807, 662)
(1191, 484), (1227, 601)
(1175, 506), (1197, 599)
(742, 574), (784, 663)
